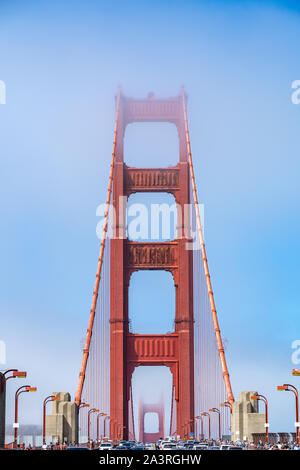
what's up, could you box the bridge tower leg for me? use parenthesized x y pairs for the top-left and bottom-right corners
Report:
(110, 91), (194, 440)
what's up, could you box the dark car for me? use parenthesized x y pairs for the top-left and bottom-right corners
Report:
(66, 446), (90, 450)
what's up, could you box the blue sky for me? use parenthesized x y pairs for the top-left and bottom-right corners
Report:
(0, 0), (300, 436)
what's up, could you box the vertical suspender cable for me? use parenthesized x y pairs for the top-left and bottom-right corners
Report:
(75, 89), (121, 406)
(181, 90), (234, 405)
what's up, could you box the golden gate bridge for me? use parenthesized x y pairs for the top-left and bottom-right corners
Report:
(74, 89), (233, 443)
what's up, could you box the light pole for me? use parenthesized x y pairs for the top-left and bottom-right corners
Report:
(209, 408), (221, 442)
(115, 421), (121, 439)
(220, 401), (232, 437)
(78, 402), (90, 412)
(201, 412), (211, 440)
(87, 408), (99, 444)
(0, 370), (27, 392)
(43, 395), (60, 445)
(184, 419), (193, 439)
(182, 422), (188, 439)
(195, 416), (204, 440)
(117, 424), (124, 440)
(0, 370), (27, 448)
(76, 402), (90, 445)
(104, 415), (111, 438)
(220, 401), (232, 412)
(277, 384), (299, 445)
(14, 385), (37, 448)
(97, 412), (106, 441)
(250, 394), (269, 444)
(188, 418), (194, 439)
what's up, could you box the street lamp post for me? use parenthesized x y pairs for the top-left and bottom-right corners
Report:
(220, 401), (232, 412)
(201, 412), (211, 440)
(78, 402), (90, 412)
(0, 370), (27, 392)
(87, 408), (99, 445)
(104, 416), (111, 438)
(195, 416), (204, 440)
(189, 418), (194, 438)
(115, 421), (121, 440)
(97, 412), (106, 442)
(184, 419), (193, 439)
(0, 370), (27, 448)
(250, 394), (269, 444)
(43, 395), (60, 445)
(277, 384), (299, 445)
(14, 385), (37, 448)
(76, 402), (90, 444)
(220, 401), (232, 438)
(209, 408), (221, 442)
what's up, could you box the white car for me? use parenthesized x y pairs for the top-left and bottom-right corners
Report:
(145, 443), (155, 450)
(161, 443), (177, 450)
(99, 442), (113, 450)
(219, 444), (231, 450)
(193, 444), (208, 450)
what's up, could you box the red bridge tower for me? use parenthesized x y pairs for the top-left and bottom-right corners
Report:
(138, 399), (165, 443)
(110, 92), (194, 440)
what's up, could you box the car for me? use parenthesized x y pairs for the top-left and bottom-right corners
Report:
(164, 437), (177, 443)
(161, 443), (177, 450)
(98, 442), (114, 450)
(119, 442), (132, 449)
(193, 444), (209, 450)
(219, 444), (230, 450)
(158, 441), (169, 449)
(115, 445), (128, 450)
(145, 443), (155, 450)
(183, 443), (194, 450)
(209, 446), (220, 450)
(176, 441), (186, 449)
(66, 446), (90, 450)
